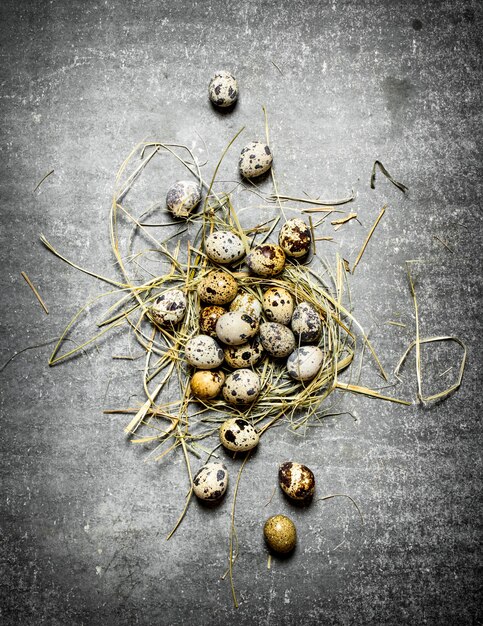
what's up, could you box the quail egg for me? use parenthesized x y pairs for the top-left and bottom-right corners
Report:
(190, 370), (225, 400)
(192, 462), (229, 501)
(185, 335), (224, 369)
(229, 291), (262, 321)
(205, 231), (245, 265)
(224, 335), (264, 369)
(198, 270), (238, 305)
(291, 301), (322, 343)
(219, 417), (259, 451)
(149, 289), (187, 326)
(216, 311), (259, 346)
(166, 180), (201, 219)
(262, 287), (294, 325)
(246, 244), (286, 277)
(279, 218), (312, 258)
(259, 322), (296, 358)
(239, 141), (273, 178)
(208, 71), (238, 108)
(222, 369), (261, 405)
(287, 346), (324, 381)
(279, 461), (316, 501)
(263, 515), (297, 554)
(199, 306), (226, 337)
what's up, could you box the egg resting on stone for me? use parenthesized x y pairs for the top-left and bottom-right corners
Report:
(190, 370), (225, 400)
(239, 141), (273, 178)
(278, 461), (316, 501)
(205, 231), (245, 265)
(279, 218), (312, 258)
(192, 462), (229, 501)
(222, 369), (261, 405)
(166, 180), (201, 218)
(259, 322), (296, 358)
(208, 71), (238, 108)
(287, 346), (324, 381)
(149, 289), (186, 326)
(199, 306), (226, 337)
(229, 291), (262, 321)
(291, 301), (322, 343)
(262, 287), (294, 325)
(198, 270), (238, 305)
(263, 515), (297, 554)
(246, 244), (285, 277)
(219, 417), (259, 451)
(216, 311), (259, 346)
(185, 335), (224, 369)
(224, 335), (264, 369)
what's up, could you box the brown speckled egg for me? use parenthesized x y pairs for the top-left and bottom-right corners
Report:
(224, 335), (265, 369)
(278, 461), (316, 501)
(262, 287), (294, 325)
(246, 244), (285, 277)
(222, 369), (261, 405)
(229, 291), (262, 321)
(205, 231), (245, 265)
(287, 346), (324, 381)
(239, 141), (273, 178)
(199, 306), (226, 337)
(166, 180), (201, 218)
(219, 417), (259, 451)
(190, 370), (225, 400)
(149, 289), (187, 326)
(279, 218), (312, 258)
(216, 311), (259, 346)
(185, 335), (224, 369)
(192, 462), (229, 501)
(291, 302), (322, 343)
(198, 270), (238, 305)
(263, 515), (297, 554)
(259, 322), (296, 358)
(208, 71), (238, 108)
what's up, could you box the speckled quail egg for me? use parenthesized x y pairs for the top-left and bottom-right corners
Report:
(185, 335), (224, 369)
(263, 515), (297, 554)
(224, 335), (264, 369)
(259, 322), (296, 358)
(222, 369), (261, 405)
(291, 301), (322, 343)
(205, 231), (245, 265)
(216, 311), (259, 346)
(208, 71), (238, 108)
(279, 461), (316, 501)
(229, 291), (262, 321)
(166, 180), (201, 218)
(246, 244), (286, 277)
(190, 370), (225, 400)
(287, 346), (324, 381)
(149, 289), (187, 326)
(239, 141), (273, 178)
(279, 218), (312, 258)
(192, 462), (229, 501)
(219, 417), (259, 451)
(199, 306), (226, 337)
(198, 270), (238, 305)
(262, 287), (294, 325)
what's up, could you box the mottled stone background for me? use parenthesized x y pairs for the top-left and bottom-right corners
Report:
(1, 1), (482, 624)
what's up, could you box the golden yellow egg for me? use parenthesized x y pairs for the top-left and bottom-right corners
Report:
(263, 514), (297, 554)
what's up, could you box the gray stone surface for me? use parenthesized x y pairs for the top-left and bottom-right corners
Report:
(1, 0), (482, 624)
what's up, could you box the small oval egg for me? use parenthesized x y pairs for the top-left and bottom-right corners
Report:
(208, 71), (238, 108)
(198, 270), (238, 305)
(185, 335), (224, 369)
(262, 287), (294, 325)
(224, 335), (264, 369)
(287, 346), (324, 381)
(279, 461), (316, 501)
(263, 515), (297, 554)
(291, 301), (322, 343)
(239, 141), (273, 178)
(259, 322), (296, 358)
(150, 289), (187, 326)
(192, 462), (229, 501)
(246, 244), (285, 277)
(229, 291), (262, 321)
(190, 370), (225, 400)
(219, 417), (259, 451)
(205, 231), (245, 265)
(199, 306), (226, 337)
(222, 369), (261, 405)
(166, 180), (201, 219)
(216, 311), (259, 346)
(279, 218), (312, 258)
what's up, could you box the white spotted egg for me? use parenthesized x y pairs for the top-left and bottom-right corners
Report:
(219, 417), (259, 451)
(149, 289), (186, 326)
(279, 218), (312, 258)
(239, 141), (273, 178)
(185, 335), (224, 369)
(291, 301), (322, 343)
(222, 369), (261, 405)
(262, 287), (294, 325)
(166, 180), (201, 218)
(208, 71), (238, 108)
(205, 231), (245, 265)
(259, 322), (296, 358)
(192, 462), (229, 501)
(229, 291), (262, 321)
(224, 335), (264, 369)
(216, 311), (259, 345)
(287, 346), (324, 381)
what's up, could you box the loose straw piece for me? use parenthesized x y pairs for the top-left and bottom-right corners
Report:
(21, 272), (49, 314)
(352, 205), (386, 273)
(33, 169), (54, 192)
(335, 381), (411, 405)
(331, 213), (358, 229)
